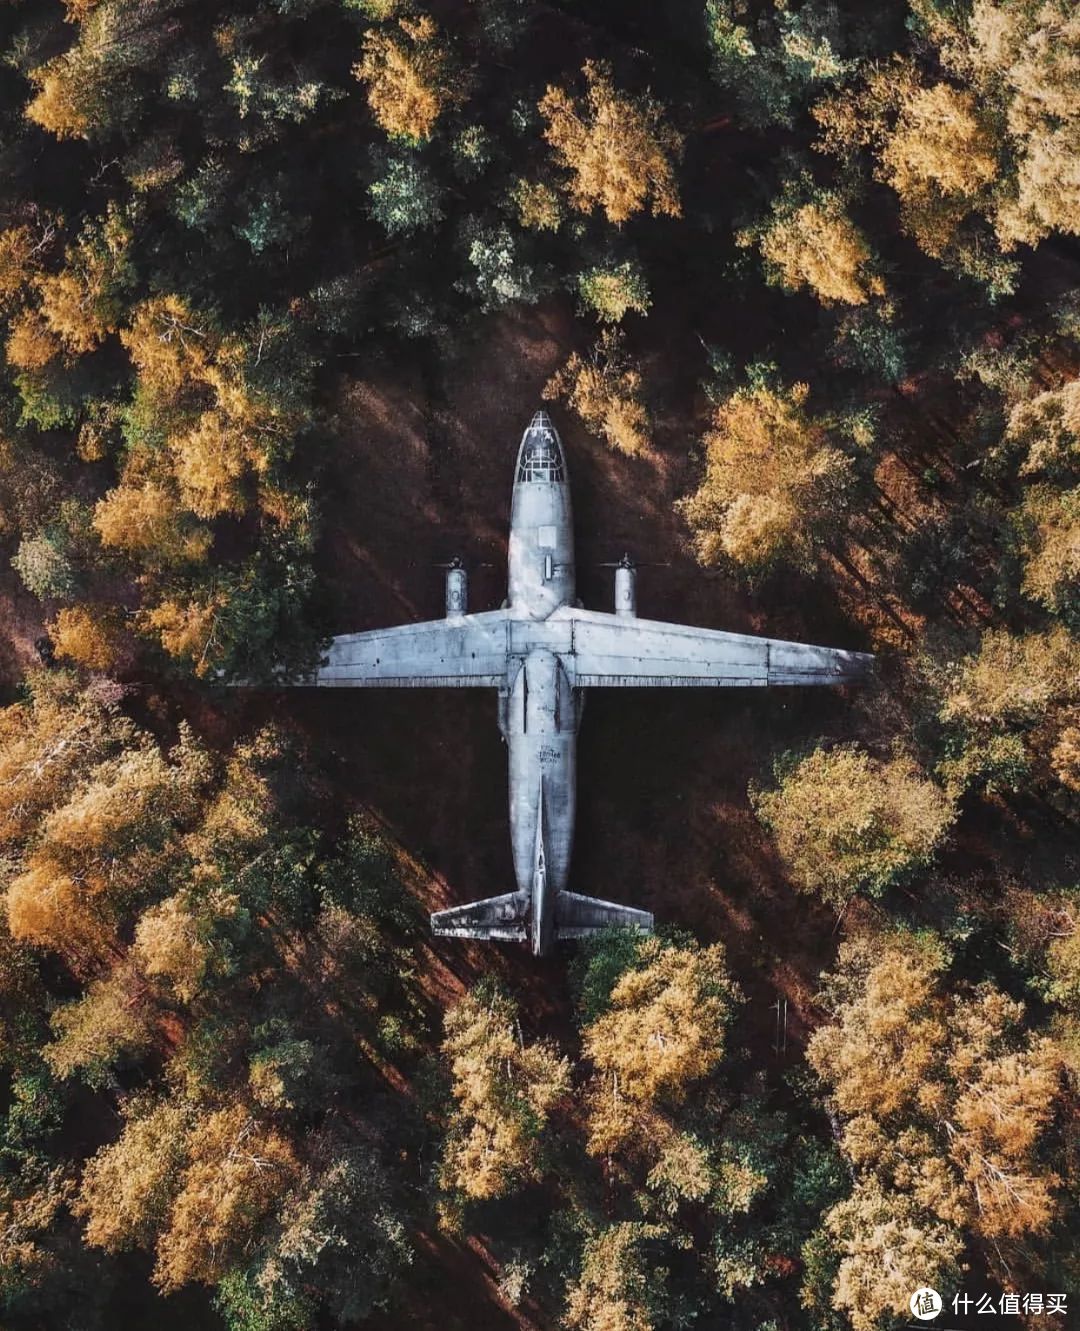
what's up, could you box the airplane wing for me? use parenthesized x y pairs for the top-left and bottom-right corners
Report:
(551, 608), (872, 687)
(311, 610), (509, 687)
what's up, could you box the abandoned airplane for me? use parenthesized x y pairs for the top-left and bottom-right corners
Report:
(297, 411), (872, 956)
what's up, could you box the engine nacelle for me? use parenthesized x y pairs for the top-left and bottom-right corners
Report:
(445, 561), (468, 618)
(614, 561), (636, 617)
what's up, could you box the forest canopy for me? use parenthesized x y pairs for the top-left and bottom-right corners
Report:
(0, 0), (1077, 1329)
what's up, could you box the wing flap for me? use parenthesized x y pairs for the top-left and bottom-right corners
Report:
(552, 607), (871, 687)
(313, 610), (509, 687)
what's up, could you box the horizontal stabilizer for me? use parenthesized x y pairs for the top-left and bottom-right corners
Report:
(431, 892), (528, 941)
(555, 890), (653, 940)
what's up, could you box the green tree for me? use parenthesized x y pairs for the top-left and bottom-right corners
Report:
(706, 0), (849, 129)
(368, 152), (445, 235)
(577, 259), (651, 323)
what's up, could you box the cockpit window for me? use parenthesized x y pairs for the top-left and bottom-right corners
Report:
(517, 415), (565, 482)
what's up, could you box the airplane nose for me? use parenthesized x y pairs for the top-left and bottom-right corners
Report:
(517, 409), (566, 482)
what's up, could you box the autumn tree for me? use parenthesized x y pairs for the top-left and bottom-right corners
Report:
(932, 627), (1079, 793)
(878, 81), (999, 259)
(45, 961), (154, 1085)
(92, 480), (212, 566)
(76, 1099), (191, 1254)
(32, 207), (134, 358)
(133, 893), (216, 1004)
(0, 671), (133, 850)
(744, 184), (884, 307)
(544, 329), (650, 455)
(1, 672), (210, 963)
(353, 15), (461, 145)
(1005, 376), (1080, 479)
(813, 59), (1014, 290)
(581, 936), (737, 1157)
(82, 295), (321, 680)
(5, 308), (61, 372)
(0, 227), (38, 307)
(753, 745), (954, 909)
(963, 0), (1080, 249)
(111, 297), (304, 528)
(440, 984), (569, 1202)
(539, 62), (683, 225)
(25, 2), (140, 140)
(821, 1180), (963, 1331)
(155, 1104), (299, 1290)
(0, 1166), (83, 1323)
(564, 1222), (670, 1331)
(78, 1098), (298, 1290)
(678, 377), (861, 571)
(807, 926), (1068, 1313)
(47, 605), (125, 672)
(1015, 486), (1080, 620)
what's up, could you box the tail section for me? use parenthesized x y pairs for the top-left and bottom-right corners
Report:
(430, 783), (652, 950)
(429, 888), (652, 947)
(430, 892), (528, 942)
(555, 890), (653, 940)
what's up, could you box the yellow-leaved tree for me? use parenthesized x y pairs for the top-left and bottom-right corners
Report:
(807, 926), (1067, 1326)
(1015, 485), (1080, 618)
(747, 188), (885, 306)
(77, 1099), (298, 1290)
(933, 627), (1079, 793)
(539, 62), (683, 225)
(544, 329), (651, 455)
(753, 745), (955, 910)
(440, 985), (569, 1202)
(353, 15), (461, 145)
(0, 672), (211, 965)
(678, 378), (859, 571)
(581, 937), (736, 1157)
(47, 605), (126, 672)
(563, 1221), (670, 1331)
(965, 0), (1080, 249)
(878, 81), (999, 258)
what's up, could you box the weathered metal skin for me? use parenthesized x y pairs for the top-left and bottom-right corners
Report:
(508, 413), (575, 618)
(290, 408), (873, 957)
(506, 415), (581, 954)
(506, 653), (577, 912)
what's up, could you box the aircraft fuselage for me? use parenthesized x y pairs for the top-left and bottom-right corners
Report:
(501, 414), (579, 956)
